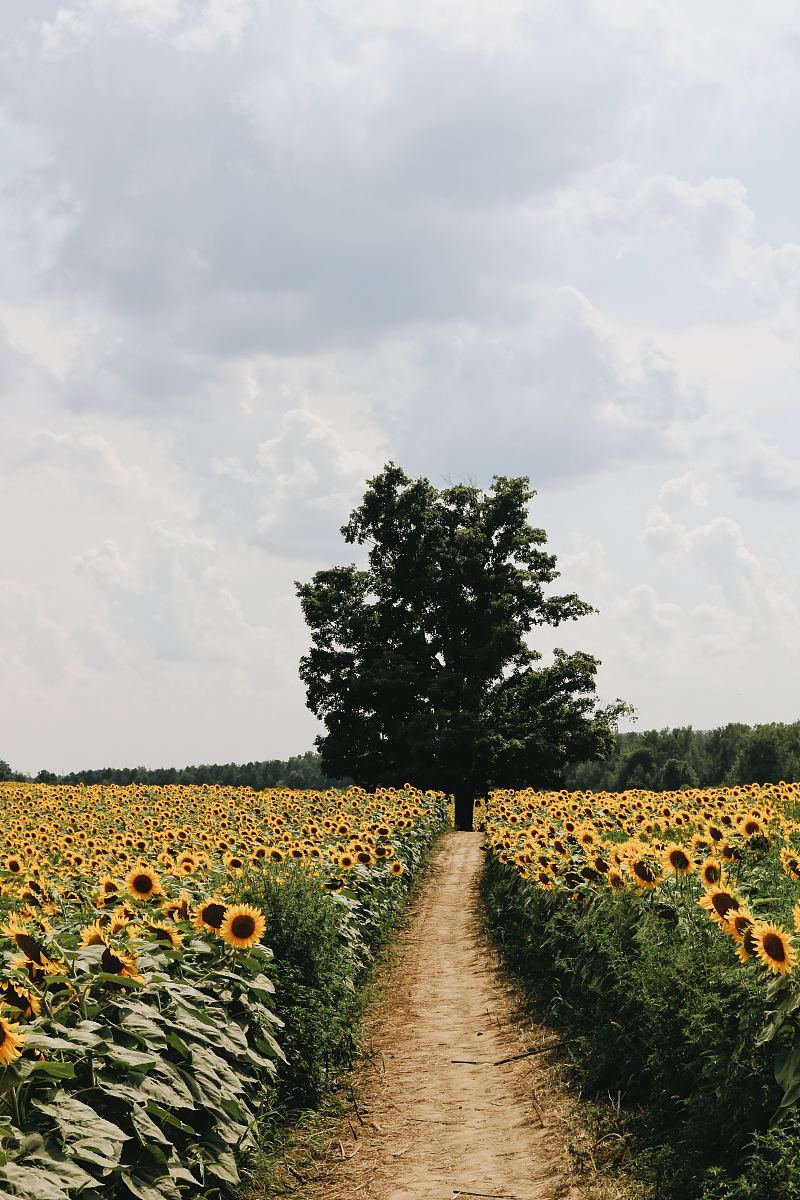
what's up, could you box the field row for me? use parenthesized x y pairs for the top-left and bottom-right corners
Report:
(482, 782), (800, 1199)
(0, 782), (450, 1200)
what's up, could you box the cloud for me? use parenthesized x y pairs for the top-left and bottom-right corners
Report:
(611, 583), (680, 665)
(377, 288), (702, 486)
(642, 493), (798, 652)
(0, 579), (77, 681)
(5, 0), (800, 769)
(75, 524), (280, 670)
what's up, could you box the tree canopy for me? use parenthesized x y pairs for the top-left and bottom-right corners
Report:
(296, 463), (630, 826)
(563, 721), (800, 791)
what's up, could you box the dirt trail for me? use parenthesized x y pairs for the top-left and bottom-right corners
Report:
(308, 832), (582, 1200)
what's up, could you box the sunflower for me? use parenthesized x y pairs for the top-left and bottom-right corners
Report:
(752, 922), (797, 975)
(144, 922), (182, 951)
(95, 877), (121, 905)
(219, 904), (267, 949)
(162, 893), (191, 922)
(79, 922), (107, 947)
(781, 849), (800, 881)
(389, 860), (405, 877)
(0, 1014), (25, 1066)
(663, 845), (694, 876)
(125, 866), (163, 902)
(628, 857), (662, 890)
(726, 910), (755, 944)
(2, 923), (48, 969)
(193, 898), (227, 934)
(0, 980), (40, 1018)
(699, 859), (724, 888)
(100, 946), (143, 982)
(699, 888), (741, 926)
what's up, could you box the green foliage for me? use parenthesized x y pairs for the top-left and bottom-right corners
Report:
(0, 794), (448, 1198)
(564, 722), (800, 792)
(0, 925), (282, 1199)
(236, 803), (447, 1116)
(482, 846), (800, 1198)
(698, 1111), (800, 1199)
(0, 761), (25, 783)
(296, 463), (629, 811)
(31, 751), (349, 791)
(235, 866), (357, 1112)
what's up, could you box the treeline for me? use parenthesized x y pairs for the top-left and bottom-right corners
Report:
(563, 720), (800, 792)
(1, 751), (350, 791)
(4, 721), (800, 793)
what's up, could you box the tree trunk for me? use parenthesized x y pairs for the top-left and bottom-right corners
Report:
(453, 793), (474, 831)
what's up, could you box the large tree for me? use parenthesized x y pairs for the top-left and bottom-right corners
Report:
(296, 463), (630, 827)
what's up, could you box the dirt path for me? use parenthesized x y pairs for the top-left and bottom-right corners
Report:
(306, 832), (582, 1200)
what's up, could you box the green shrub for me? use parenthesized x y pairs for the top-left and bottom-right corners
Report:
(0, 927), (282, 1199)
(482, 854), (800, 1197)
(236, 802), (448, 1115)
(235, 865), (358, 1111)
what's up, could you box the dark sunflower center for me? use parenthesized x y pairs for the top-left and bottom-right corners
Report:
(712, 893), (739, 918)
(15, 934), (43, 964)
(132, 874), (153, 894)
(704, 866), (721, 885)
(201, 903), (225, 928)
(762, 932), (787, 962)
(101, 948), (125, 973)
(633, 861), (656, 883)
(231, 914), (257, 940)
(670, 851), (690, 870)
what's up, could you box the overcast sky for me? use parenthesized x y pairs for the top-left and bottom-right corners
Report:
(3, 1), (800, 774)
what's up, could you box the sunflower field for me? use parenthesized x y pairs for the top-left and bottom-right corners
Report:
(0, 781), (448, 1199)
(482, 783), (800, 1199)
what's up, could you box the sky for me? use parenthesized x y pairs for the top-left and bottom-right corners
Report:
(3, 0), (800, 775)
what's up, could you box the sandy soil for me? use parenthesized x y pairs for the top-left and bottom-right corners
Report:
(303, 831), (583, 1200)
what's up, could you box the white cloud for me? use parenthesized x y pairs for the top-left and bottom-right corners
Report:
(5, 1), (800, 768)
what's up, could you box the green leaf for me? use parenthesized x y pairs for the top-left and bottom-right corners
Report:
(34, 1093), (130, 1143)
(22, 1032), (84, 1052)
(144, 1104), (196, 1138)
(130, 1107), (171, 1148)
(138, 1066), (196, 1110)
(97, 1044), (158, 1070)
(29, 1061), (76, 1080)
(120, 1172), (176, 1200)
(775, 1041), (800, 1109)
(205, 1148), (241, 1186)
(0, 1162), (73, 1199)
(118, 1007), (168, 1051)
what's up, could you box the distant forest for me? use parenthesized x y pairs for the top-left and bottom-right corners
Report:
(562, 721), (800, 792)
(0, 750), (350, 791)
(3, 721), (800, 791)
